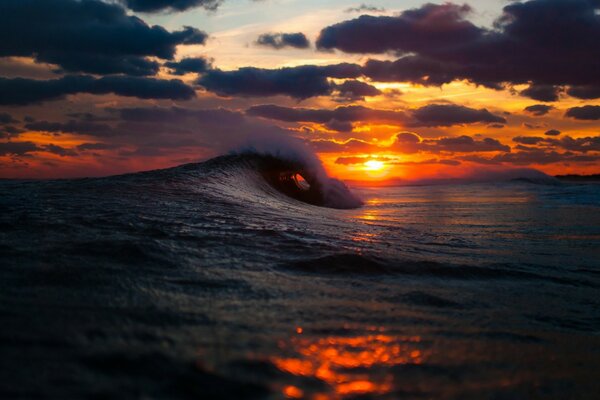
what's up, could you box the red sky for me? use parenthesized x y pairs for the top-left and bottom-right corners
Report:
(1, 0), (599, 181)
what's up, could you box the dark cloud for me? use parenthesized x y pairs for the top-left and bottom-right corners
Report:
(520, 85), (561, 102)
(524, 104), (553, 116)
(25, 120), (114, 137)
(77, 143), (121, 151)
(333, 80), (382, 101)
(0, 75), (195, 105)
(247, 103), (504, 128)
(409, 104), (506, 127)
(0, 141), (40, 156)
(246, 104), (407, 124)
(544, 129), (561, 136)
(392, 132), (510, 154)
(0, 125), (24, 138)
(164, 57), (211, 75)
(198, 64), (361, 99)
(512, 135), (600, 152)
(551, 135), (600, 152)
(513, 136), (545, 145)
(309, 138), (380, 153)
(462, 150), (600, 166)
(324, 120), (354, 132)
(256, 33), (310, 49)
(565, 105), (600, 120)
(394, 158), (461, 166)
(119, 0), (221, 13)
(0, 113), (18, 124)
(318, 3), (479, 54)
(0, 0), (207, 75)
(318, 1), (600, 94)
(312, 132), (510, 155)
(567, 85), (600, 99)
(362, 56), (473, 87)
(427, 136), (510, 153)
(43, 143), (77, 157)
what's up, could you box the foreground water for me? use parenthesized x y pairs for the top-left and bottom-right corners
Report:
(1, 155), (599, 399)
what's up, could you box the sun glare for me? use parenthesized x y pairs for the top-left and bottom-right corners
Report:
(364, 160), (385, 171)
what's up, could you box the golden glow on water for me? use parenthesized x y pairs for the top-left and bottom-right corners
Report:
(272, 329), (424, 399)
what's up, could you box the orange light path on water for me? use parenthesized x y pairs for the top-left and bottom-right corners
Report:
(273, 328), (424, 399)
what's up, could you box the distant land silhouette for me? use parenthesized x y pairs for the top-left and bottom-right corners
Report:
(555, 174), (600, 182)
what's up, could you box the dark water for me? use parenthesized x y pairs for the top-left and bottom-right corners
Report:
(1, 154), (599, 399)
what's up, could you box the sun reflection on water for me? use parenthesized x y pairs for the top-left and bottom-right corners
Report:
(272, 328), (424, 399)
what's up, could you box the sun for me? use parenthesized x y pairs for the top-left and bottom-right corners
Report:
(364, 160), (385, 171)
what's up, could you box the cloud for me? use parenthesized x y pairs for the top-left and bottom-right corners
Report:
(119, 0), (221, 13)
(0, 0), (207, 75)
(335, 155), (395, 165)
(394, 158), (461, 166)
(318, 3), (479, 54)
(333, 80), (382, 101)
(256, 33), (310, 49)
(426, 136), (510, 153)
(553, 135), (600, 152)
(247, 103), (504, 128)
(114, 106), (245, 126)
(0, 113), (18, 124)
(565, 105), (600, 120)
(0, 141), (40, 156)
(198, 64), (361, 99)
(520, 85), (561, 102)
(309, 138), (380, 153)
(409, 104), (506, 127)
(512, 135), (600, 152)
(462, 150), (600, 166)
(567, 85), (600, 99)
(164, 57), (211, 75)
(361, 56), (471, 87)
(0, 125), (24, 138)
(334, 155), (460, 166)
(513, 136), (545, 145)
(544, 129), (561, 136)
(345, 4), (386, 13)
(77, 143), (121, 151)
(523, 122), (546, 130)
(0, 75), (196, 105)
(312, 132), (511, 155)
(247, 104), (407, 125)
(524, 104), (553, 116)
(317, 1), (600, 94)
(43, 143), (78, 157)
(25, 120), (114, 137)
(391, 132), (510, 154)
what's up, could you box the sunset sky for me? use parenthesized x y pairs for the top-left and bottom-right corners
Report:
(1, 0), (599, 181)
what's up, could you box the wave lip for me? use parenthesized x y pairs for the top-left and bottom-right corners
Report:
(235, 152), (363, 209)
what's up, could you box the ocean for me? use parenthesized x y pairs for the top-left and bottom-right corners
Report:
(1, 153), (599, 399)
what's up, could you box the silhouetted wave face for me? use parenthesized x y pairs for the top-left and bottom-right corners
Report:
(200, 153), (363, 209)
(1, 154), (599, 399)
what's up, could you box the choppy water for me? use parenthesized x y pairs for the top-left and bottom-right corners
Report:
(1, 154), (599, 399)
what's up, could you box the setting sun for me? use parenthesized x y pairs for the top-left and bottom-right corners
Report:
(364, 160), (385, 171)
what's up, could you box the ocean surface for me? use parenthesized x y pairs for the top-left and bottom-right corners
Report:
(1, 154), (599, 399)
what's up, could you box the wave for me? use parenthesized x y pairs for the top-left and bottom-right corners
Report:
(281, 253), (598, 288)
(167, 151), (363, 210)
